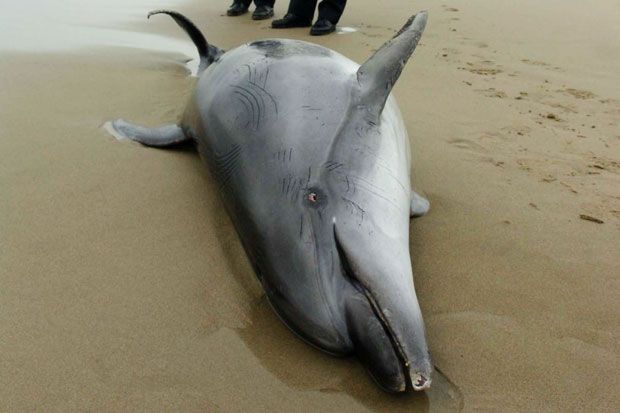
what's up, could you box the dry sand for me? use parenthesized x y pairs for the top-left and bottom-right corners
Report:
(1, 0), (619, 411)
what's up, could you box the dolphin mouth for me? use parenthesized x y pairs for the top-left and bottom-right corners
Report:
(334, 229), (431, 391)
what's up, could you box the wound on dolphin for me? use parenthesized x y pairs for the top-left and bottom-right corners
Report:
(109, 9), (432, 393)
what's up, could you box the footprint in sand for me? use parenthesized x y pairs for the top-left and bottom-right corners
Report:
(587, 156), (620, 174)
(501, 125), (531, 137)
(521, 59), (563, 72)
(476, 87), (507, 98)
(442, 47), (459, 55)
(447, 138), (488, 154)
(459, 61), (502, 76)
(562, 88), (597, 100)
(544, 101), (578, 114)
(516, 159), (535, 172)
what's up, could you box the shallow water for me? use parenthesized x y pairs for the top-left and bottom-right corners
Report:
(0, 0), (180, 51)
(0, 0), (200, 72)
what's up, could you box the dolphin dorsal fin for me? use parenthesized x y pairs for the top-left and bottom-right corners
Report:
(356, 11), (428, 120)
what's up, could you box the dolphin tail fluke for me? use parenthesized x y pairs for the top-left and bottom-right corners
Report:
(148, 10), (224, 73)
(108, 119), (191, 147)
(356, 11), (428, 119)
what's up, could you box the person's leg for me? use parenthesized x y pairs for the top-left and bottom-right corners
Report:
(227, 0), (251, 16)
(310, 0), (346, 35)
(252, 0), (275, 20)
(286, 0), (318, 22)
(271, 0), (315, 28)
(317, 0), (347, 24)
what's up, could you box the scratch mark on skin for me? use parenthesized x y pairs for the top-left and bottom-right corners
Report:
(254, 85), (267, 125)
(234, 93), (252, 128)
(352, 148), (409, 196)
(232, 85), (262, 129)
(351, 177), (399, 209)
(214, 144), (242, 189)
(342, 196), (366, 224)
(299, 214), (304, 239)
(275, 149), (289, 163)
(248, 81), (279, 116)
(325, 161), (344, 171)
(237, 62), (280, 127)
(289, 179), (300, 202)
(289, 148), (293, 162)
(286, 175), (293, 195)
(351, 174), (388, 195)
(301, 105), (322, 111)
(306, 166), (312, 185)
(345, 175), (351, 193)
(233, 90), (256, 129)
(298, 178), (306, 200)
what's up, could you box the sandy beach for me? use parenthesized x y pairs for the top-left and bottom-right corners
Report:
(1, 0), (619, 411)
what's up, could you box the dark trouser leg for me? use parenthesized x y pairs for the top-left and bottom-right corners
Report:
(317, 0), (347, 24)
(254, 0), (275, 7)
(287, 0), (319, 22)
(228, 0), (251, 16)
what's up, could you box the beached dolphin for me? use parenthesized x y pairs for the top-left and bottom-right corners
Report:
(110, 10), (432, 392)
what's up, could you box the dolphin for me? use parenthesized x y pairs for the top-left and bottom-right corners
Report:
(110, 10), (432, 392)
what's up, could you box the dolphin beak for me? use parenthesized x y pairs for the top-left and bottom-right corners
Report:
(352, 277), (433, 391)
(336, 228), (433, 391)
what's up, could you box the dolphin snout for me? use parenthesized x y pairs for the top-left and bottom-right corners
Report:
(411, 372), (432, 391)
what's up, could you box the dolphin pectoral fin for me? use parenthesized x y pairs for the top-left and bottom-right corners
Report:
(410, 191), (430, 218)
(110, 119), (191, 147)
(356, 11), (428, 119)
(345, 288), (407, 393)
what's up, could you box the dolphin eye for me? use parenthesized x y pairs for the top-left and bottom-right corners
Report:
(304, 188), (326, 208)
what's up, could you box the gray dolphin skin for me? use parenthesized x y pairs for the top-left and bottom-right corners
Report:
(111, 10), (432, 392)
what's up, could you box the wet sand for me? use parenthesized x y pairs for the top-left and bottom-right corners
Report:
(1, 0), (619, 411)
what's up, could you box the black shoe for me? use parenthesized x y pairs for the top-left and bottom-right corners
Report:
(227, 2), (249, 16)
(252, 5), (274, 20)
(271, 13), (312, 29)
(310, 19), (336, 36)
